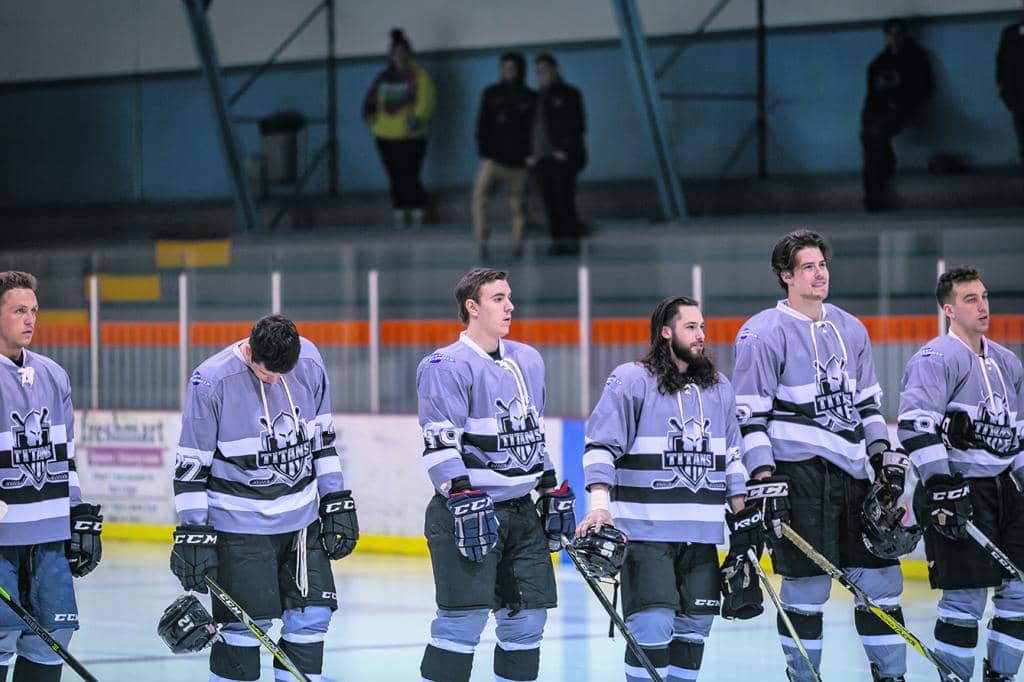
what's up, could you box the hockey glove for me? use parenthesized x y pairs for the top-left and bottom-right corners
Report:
(446, 489), (499, 563)
(745, 475), (791, 541)
(536, 480), (576, 552)
(720, 551), (764, 620)
(66, 503), (103, 578)
(941, 410), (979, 451)
(319, 490), (359, 560)
(726, 502), (766, 560)
(924, 473), (972, 541)
(868, 448), (910, 509)
(170, 524), (218, 593)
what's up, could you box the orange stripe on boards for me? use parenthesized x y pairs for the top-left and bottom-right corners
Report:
(296, 321), (369, 346)
(31, 323), (91, 347)
(381, 320), (462, 346)
(189, 322), (252, 347)
(101, 322), (179, 346)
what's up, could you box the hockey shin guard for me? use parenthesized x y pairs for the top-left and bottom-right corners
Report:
(934, 618), (978, 682)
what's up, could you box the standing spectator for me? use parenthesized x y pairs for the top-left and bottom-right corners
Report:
(528, 54), (587, 256)
(472, 53), (536, 261)
(997, 8), (1024, 169)
(362, 29), (436, 227)
(860, 18), (933, 212)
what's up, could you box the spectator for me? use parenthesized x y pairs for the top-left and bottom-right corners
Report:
(997, 7), (1024, 168)
(472, 53), (536, 261)
(362, 29), (436, 227)
(528, 54), (587, 255)
(860, 18), (933, 212)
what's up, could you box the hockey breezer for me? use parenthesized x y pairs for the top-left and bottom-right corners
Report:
(964, 521), (1024, 584)
(779, 523), (965, 682)
(561, 535), (664, 682)
(203, 574), (311, 682)
(0, 585), (97, 682)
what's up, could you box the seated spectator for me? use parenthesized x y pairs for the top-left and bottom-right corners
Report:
(997, 8), (1024, 169)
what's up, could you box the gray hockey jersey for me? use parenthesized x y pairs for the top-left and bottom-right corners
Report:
(417, 332), (555, 502)
(898, 332), (1024, 483)
(584, 362), (746, 544)
(0, 350), (81, 547)
(173, 339), (343, 534)
(732, 301), (889, 479)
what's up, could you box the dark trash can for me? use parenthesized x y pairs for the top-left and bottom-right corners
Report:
(259, 111), (306, 184)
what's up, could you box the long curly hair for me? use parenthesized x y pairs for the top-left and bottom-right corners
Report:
(639, 296), (718, 394)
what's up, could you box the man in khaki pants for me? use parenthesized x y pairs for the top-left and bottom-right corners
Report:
(472, 53), (536, 260)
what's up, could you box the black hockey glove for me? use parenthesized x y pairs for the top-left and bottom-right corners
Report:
(924, 473), (972, 541)
(745, 475), (791, 541)
(170, 524), (218, 593)
(446, 489), (499, 563)
(319, 490), (359, 560)
(725, 502), (766, 560)
(536, 480), (576, 552)
(720, 551), (764, 620)
(868, 448), (910, 509)
(66, 503), (103, 578)
(941, 410), (980, 451)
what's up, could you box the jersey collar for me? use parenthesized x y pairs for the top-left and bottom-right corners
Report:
(947, 329), (988, 358)
(459, 331), (505, 360)
(0, 348), (31, 369)
(776, 299), (828, 322)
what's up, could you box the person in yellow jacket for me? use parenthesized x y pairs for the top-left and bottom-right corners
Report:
(362, 29), (437, 227)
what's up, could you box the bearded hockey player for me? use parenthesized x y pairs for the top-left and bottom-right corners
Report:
(732, 230), (909, 681)
(0, 271), (102, 681)
(171, 314), (358, 681)
(900, 266), (1024, 682)
(576, 296), (754, 682)
(416, 268), (575, 682)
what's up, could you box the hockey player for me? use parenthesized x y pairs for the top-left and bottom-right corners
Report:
(417, 268), (575, 682)
(170, 313), (358, 681)
(899, 266), (1024, 682)
(732, 230), (909, 681)
(576, 296), (758, 682)
(0, 271), (103, 681)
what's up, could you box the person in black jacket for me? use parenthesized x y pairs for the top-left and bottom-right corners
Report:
(528, 54), (587, 255)
(472, 53), (536, 260)
(997, 9), (1024, 168)
(860, 18), (933, 212)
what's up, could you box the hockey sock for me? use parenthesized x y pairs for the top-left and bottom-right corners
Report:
(274, 638), (323, 680)
(668, 638), (704, 681)
(11, 658), (61, 682)
(625, 645), (668, 682)
(855, 606), (907, 678)
(0, 665), (6, 682)
(421, 643), (473, 682)
(493, 643), (539, 681)
(987, 617), (1024, 678)
(778, 609), (822, 680)
(934, 618), (978, 682)
(210, 639), (260, 681)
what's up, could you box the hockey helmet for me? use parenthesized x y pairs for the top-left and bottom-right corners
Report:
(862, 483), (923, 560)
(572, 526), (628, 579)
(158, 594), (218, 654)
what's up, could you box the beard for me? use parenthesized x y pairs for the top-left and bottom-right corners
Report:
(671, 336), (715, 383)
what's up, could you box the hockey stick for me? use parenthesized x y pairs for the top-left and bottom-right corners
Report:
(203, 575), (311, 682)
(561, 536), (664, 682)
(779, 523), (964, 682)
(965, 521), (1024, 583)
(744, 548), (821, 682)
(0, 585), (97, 681)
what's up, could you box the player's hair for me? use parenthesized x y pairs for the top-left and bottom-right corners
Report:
(936, 266), (983, 306)
(640, 296), (718, 393)
(455, 268), (508, 325)
(501, 52), (526, 81)
(883, 17), (908, 35)
(248, 314), (301, 373)
(389, 28), (412, 53)
(770, 229), (832, 292)
(535, 53), (558, 69)
(0, 271), (38, 305)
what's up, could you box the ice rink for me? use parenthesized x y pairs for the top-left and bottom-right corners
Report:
(60, 540), (977, 681)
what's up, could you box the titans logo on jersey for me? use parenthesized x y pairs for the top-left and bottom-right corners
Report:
(254, 407), (313, 486)
(813, 354), (857, 431)
(975, 395), (1015, 455)
(4, 408), (59, 491)
(658, 415), (718, 493)
(493, 396), (543, 469)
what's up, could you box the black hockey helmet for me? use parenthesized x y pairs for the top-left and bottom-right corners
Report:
(862, 483), (923, 560)
(572, 526), (627, 579)
(158, 594), (218, 654)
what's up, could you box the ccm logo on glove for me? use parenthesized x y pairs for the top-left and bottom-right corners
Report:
(323, 498), (356, 514)
(932, 488), (969, 500)
(73, 519), (103, 532)
(175, 533), (217, 545)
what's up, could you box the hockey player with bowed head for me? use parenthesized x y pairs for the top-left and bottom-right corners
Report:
(577, 296), (757, 682)
(0, 271), (103, 681)
(899, 267), (1024, 682)
(170, 314), (358, 681)
(416, 268), (575, 682)
(732, 230), (910, 682)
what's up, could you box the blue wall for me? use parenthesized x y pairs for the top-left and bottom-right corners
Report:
(0, 15), (1018, 206)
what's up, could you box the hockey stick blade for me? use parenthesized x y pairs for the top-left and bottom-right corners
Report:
(965, 521), (1024, 584)
(0, 500), (7, 521)
(203, 575), (311, 682)
(561, 536), (664, 682)
(744, 548), (820, 682)
(779, 523), (964, 682)
(0, 585), (97, 682)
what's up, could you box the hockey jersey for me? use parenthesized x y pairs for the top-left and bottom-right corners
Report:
(416, 332), (555, 502)
(0, 350), (81, 547)
(173, 339), (343, 534)
(584, 362), (746, 544)
(898, 332), (1024, 483)
(733, 301), (889, 479)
